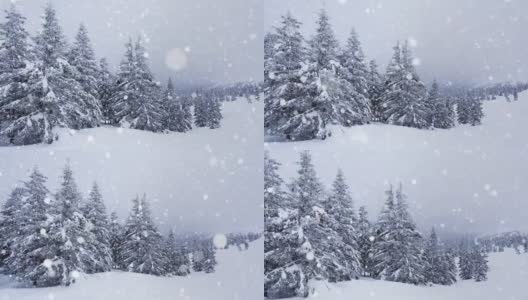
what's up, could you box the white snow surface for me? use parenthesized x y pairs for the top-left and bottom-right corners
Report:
(0, 98), (263, 233)
(267, 92), (528, 234)
(295, 248), (528, 300)
(0, 238), (264, 300)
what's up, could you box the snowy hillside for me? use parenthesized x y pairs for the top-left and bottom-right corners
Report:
(294, 248), (528, 300)
(0, 98), (263, 233)
(0, 238), (263, 300)
(267, 92), (528, 234)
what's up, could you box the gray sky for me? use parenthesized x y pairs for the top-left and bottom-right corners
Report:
(265, 0), (528, 85)
(2, 0), (263, 87)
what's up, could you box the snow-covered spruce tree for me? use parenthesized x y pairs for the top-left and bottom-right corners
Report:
(44, 164), (103, 286)
(356, 206), (374, 277)
(163, 230), (190, 276)
(97, 58), (116, 124)
(108, 211), (125, 269)
(367, 59), (384, 121)
(0, 186), (26, 266)
(458, 245), (473, 280)
(121, 194), (166, 275)
(338, 28), (372, 123)
(290, 151), (359, 282)
(110, 38), (164, 132)
(472, 249), (489, 282)
(0, 5), (38, 145)
(162, 78), (192, 132)
(192, 239), (217, 273)
(371, 184), (426, 285)
(193, 93), (208, 127)
(456, 93), (483, 126)
(4, 168), (53, 286)
(264, 12), (308, 140)
(325, 169), (361, 276)
(67, 23), (100, 99)
(380, 41), (429, 128)
(264, 151), (309, 299)
(81, 182), (113, 273)
(423, 227), (456, 285)
(428, 80), (455, 129)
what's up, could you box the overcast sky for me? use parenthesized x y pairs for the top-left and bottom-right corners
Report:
(265, 0), (528, 86)
(2, 0), (263, 87)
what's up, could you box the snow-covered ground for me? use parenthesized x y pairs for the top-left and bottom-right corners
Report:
(0, 238), (263, 300)
(267, 93), (528, 234)
(0, 98), (263, 233)
(294, 248), (528, 300)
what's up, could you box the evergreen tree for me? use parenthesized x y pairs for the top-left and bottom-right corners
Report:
(5, 168), (52, 286)
(207, 97), (223, 129)
(81, 182), (113, 273)
(68, 23), (99, 98)
(380, 42), (429, 128)
(120, 195), (166, 275)
(108, 211), (124, 269)
(163, 230), (190, 276)
(264, 152), (309, 299)
(423, 227), (445, 284)
(290, 151), (358, 282)
(192, 239), (217, 273)
(367, 59), (384, 121)
(439, 250), (457, 285)
(0, 186), (26, 266)
(193, 93), (208, 128)
(325, 169), (361, 276)
(162, 78), (192, 132)
(458, 245), (473, 280)
(44, 164), (102, 286)
(356, 206), (373, 276)
(264, 12), (308, 140)
(110, 38), (163, 132)
(371, 184), (426, 285)
(98, 58), (116, 124)
(428, 81), (455, 129)
(457, 93), (483, 126)
(472, 249), (489, 282)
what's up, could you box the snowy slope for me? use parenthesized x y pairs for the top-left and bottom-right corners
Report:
(294, 248), (528, 300)
(267, 93), (528, 233)
(0, 238), (263, 300)
(0, 98), (263, 233)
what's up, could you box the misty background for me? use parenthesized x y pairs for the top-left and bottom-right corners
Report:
(265, 0), (528, 86)
(2, 0), (263, 87)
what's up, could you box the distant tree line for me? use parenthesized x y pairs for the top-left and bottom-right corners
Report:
(0, 4), (224, 146)
(264, 10), (527, 141)
(264, 151), (489, 298)
(0, 163), (223, 287)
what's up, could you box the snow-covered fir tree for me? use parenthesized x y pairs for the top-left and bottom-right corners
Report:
(110, 38), (164, 132)
(264, 12), (308, 140)
(290, 151), (359, 282)
(338, 28), (371, 122)
(371, 184), (426, 285)
(0, 186), (25, 265)
(4, 168), (52, 286)
(458, 244), (473, 280)
(108, 211), (124, 269)
(191, 239), (217, 273)
(472, 249), (489, 282)
(457, 94), (483, 126)
(324, 169), (361, 276)
(120, 194), (166, 275)
(162, 78), (192, 132)
(81, 182), (113, 273)
(97, 58), (116, 124)
(67, 23), (100, 99)
(264, 151), (309, 299)
(367, 59), (384, 121)
(193, 93), (222, 129)
(207, 96), (222, 129)
(423, 227), (456, 285)
(356, 206), (374, 277)
(193, 93), (207, 128)
(163, 230), (190, 276)
(428, 81), (455, 129)
(380, 41), (429, 128)
(44, 164), (103, 286)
